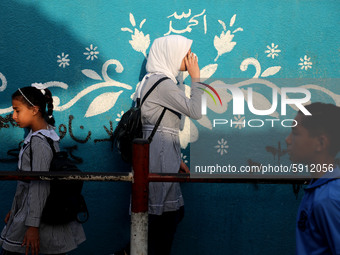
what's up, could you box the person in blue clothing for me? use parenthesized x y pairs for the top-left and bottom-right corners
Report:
(285, 102), (340, 255)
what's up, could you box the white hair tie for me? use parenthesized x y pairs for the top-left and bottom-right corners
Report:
(31, 83), (46, 95)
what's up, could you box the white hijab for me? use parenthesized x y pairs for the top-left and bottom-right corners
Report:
(136, 35), (192, 99)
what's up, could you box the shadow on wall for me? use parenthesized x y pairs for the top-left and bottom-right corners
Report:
(0, 1), (131, 254)
(0, 1), (89, 89)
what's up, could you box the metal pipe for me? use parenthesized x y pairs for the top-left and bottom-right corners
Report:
(0, 171), (133, 182)
(0, 171), (309, 184)
(0, 164), (308, 255)
(148, 173), (310, 184)
(130, 139), (149, 255)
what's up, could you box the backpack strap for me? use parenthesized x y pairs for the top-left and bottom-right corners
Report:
(139, 76), (180, 143)
(29, 135), (56, 172)
(147, 107), (167, 143)
(140, 76), (169, 106)
(44, 137), (57, 155)
(139, 76), (170, 143)
(30, 139), (33, 172)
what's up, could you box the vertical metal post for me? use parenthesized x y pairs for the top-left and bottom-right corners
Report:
(131, 138), (149, 255)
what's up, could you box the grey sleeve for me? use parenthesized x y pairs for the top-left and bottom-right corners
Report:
(154, 80), (204, 120)
(25, 136), (52, 227)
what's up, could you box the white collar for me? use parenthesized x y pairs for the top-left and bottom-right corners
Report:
(24, 125), (60, 144)
(134, 73), (163, 101)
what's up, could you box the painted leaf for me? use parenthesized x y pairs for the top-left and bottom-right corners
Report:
(85, 91), (123, 118)
(218, 20), (226, 31)
(261, 66), (281, 77)
(182, 64), (218, 83)
(139, 19), (146, 29)
(179, 117), (199, 149)
(206, 81), (231, 113)
(121, 27), (133, 33)
(230, 14), (236, 27)
(197, 115), (212, 130)
(201, 64), (218, 82)
(82, 69), (102, 81)
(129, 13), (136, 27)
(232, 27), (243, 33)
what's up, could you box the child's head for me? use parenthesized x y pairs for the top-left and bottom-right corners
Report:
(286, 102), (340, 164)
(12, 86), (55, 128)
(146, 35), (193, 82)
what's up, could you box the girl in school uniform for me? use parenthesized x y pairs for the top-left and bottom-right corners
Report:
(137, 35), (202, 255)
(0, 86), (85, 255)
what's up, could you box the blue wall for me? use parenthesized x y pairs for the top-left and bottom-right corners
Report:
(0, 1), (339, 254)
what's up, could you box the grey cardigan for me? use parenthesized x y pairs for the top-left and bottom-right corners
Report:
(0, 128), (85, 254)
(140, 74), (203, 215)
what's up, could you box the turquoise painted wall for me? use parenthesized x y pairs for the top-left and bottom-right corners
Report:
(0, 1), (339, 254)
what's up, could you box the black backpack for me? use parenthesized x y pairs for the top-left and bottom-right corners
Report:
(30, 136), (89, 225)
(112, 77), (169, 163)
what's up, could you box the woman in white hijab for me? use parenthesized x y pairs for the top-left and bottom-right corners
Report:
(138, 35), (202, 255)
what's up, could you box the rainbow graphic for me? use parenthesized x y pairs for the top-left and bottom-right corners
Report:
(198, 82), (223, 106)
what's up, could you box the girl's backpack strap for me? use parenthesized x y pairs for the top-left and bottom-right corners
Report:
(29, 134), (55, 172)
(141, 76), (169, 106)
(147, 107), (167, 144)
(140, 77), (180, 119)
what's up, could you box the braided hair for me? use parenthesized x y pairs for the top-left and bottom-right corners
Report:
(298, 102), (340, 156)
(12, 86), (56, 126)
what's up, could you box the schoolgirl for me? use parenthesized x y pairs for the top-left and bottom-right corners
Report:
(0, 86), (85, 255)
(137, 35), (202, 255)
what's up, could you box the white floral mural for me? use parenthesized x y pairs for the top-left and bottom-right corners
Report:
(0, 3), (338, 255)
(298, 55), (313, 70)
(57, 53), (70, 68)
(121, 13), (150, 57)
(265, 43), (281, 59)
(214, 14), (243, 62)
(84, 44), (99, 61)
(214, 138), (229, 155)
(0, 10), (338, 152)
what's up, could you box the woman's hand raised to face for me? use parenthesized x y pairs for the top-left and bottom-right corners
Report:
(184, 51), (200, 83)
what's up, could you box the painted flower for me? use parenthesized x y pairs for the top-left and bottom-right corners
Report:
(214, 138), (229, 155)
(214, 30), (236, 62)
(121, 13), (150, 57)
(57, 53), (70, 68)
(84, 44), (99, 61)
(129, 29), (150, 57)
(116, 111), (124, 121)
(233, 115), (246, 129)
(265, 43), (281, 59)
(298, 55), (312, 70)
(181, 153), (188, 164)
(213, 15), (243, 62)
